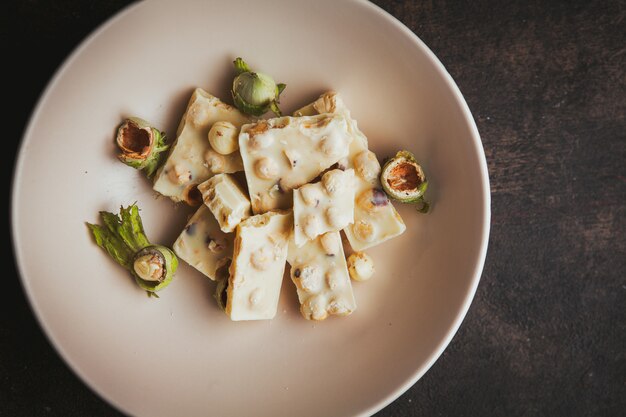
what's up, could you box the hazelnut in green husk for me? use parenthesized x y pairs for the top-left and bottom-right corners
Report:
(116, 117), (169, 179)
(380, 150), (429, 213)
(231, 57), (286, 117)
(86, 204), (178, 296)
(132, 245), (178, 293)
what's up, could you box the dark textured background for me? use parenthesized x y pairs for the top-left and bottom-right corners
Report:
(3, 0), (625, 416)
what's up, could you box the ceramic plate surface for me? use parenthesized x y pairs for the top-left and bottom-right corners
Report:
(12, 1), (490, 416)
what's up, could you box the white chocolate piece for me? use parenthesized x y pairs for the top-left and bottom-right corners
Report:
(347, 252), (375, 281)
(197, 174), (251, 233)
(345, 140), (405, 250)
(239, 114), (353, 214)
(293, 169), (355, 247)
(294, 92), (406, 250)
(226, 211), (292, 321)
(208, 121), (239, 155)
(153, 88), (252, 203)
(172, 205), (234, 281)
(287, 232), (356, 321)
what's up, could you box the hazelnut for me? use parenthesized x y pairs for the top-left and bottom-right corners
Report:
(353, 150), (381, 183)
(347, 252), (375, 282)
(188, 102), (210, 128)
(353, 220), (375, 242)
(250, 246), (272, 270)
(299, 184), (323, 207)
(308, 296), (328, 321)
(205, 149), (226, 174)
(302, 214), (320, 240)
(297, 265), (322, 293)
(321, 169), (347, 195)
(283, 148), (300, 168)
(319, 134), (342, 157)
(319, 232), (341, 256)
(249, 288), (264, 306)
(248, 133), (274, 150)
(168, 164), (191, 185)
(328, 298), (350, 315)
(356, 188), (389, 213)
(254, 157), (279, 180)
(208, 121), (239, 155)
(325, 267), (345, 290)
(325, 206), (349, 229)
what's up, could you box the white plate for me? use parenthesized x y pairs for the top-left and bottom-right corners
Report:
(12, 0), (490, 416)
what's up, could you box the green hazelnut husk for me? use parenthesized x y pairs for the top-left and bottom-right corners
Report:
(116, 117), (169, 178)
(380, 150), (430, 213)
(231, 57), (286, 117)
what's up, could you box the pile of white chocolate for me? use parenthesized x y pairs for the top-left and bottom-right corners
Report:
(158, 89), (406, 321)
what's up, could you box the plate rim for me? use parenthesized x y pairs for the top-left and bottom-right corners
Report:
(356, 1), (490, 415)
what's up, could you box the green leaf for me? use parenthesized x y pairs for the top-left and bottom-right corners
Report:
(269, 100), (282, 117)
(152, 128), (168, 150)
(100, 211), (121, 234)
(142, 157), (160, 179)
(276, 83), (286, 95)
(86, 223), (134, 270)
(233, 57), (251, 75)
(117, 204), (151, 252)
